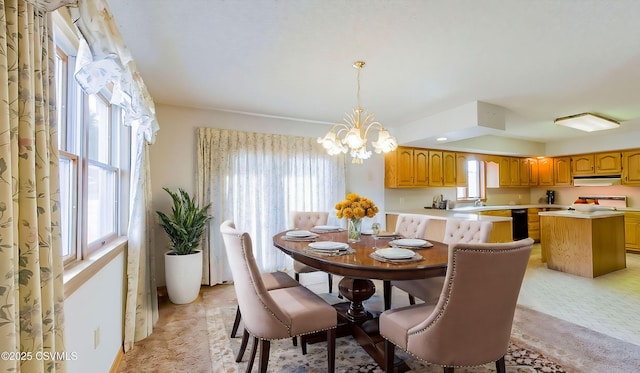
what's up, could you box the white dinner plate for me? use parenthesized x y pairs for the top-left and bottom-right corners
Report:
(313, 225), (342, 231)
(375, 248), (415, 259)
(286, 230), (315, 237)
(390, 238), (429, 247)
(308, 241), (349, 251)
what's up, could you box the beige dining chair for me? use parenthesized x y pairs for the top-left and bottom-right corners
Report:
(290, 211), (335, 293)
(226, 221), (302, 361)
(381, 238), (534, 372)
(220, 220), (337, 372)
(382, 214), (430, 309)
(390, 219), (493, 306)
(394, 213), (430, 238)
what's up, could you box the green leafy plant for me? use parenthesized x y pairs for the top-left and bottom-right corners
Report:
(156, 188), (212, 255)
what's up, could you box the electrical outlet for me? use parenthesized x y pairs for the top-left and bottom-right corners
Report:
(94, 327), (100, 349)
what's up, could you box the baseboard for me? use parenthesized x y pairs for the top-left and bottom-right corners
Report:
(109, 346), (124, 373)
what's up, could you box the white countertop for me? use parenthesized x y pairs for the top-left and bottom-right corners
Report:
(451, 204), (566, 212)
(538, 210), (625, 219)
(386, 209), (512, 222)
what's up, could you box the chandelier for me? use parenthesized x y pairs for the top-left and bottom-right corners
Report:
(317, 61), (398, 164)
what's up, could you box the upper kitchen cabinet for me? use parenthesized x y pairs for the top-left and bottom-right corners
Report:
(553, 157), (572, 186)
(529, 158), (539, 186)
(572, 152), (621, 176)
(384, 146), (429, 188)
(498, 156), (525, 186)
(455, 153), (469, 186)
(537, 157), (554, 186)
(443, 151), (457, 186)
(571, 154), (595, 175)
(428, 150), (457, 186)
(622, 149), (640, 185)
(595, 152), (622, 175)
(519, 158), (531, 185)
(428, 151), (443, 186)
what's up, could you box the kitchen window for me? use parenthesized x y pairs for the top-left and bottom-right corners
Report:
(457, 159), (486, 201)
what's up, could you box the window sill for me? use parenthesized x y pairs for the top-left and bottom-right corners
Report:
(63, 237), (128, 298)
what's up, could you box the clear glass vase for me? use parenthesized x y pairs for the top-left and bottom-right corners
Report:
(347, 218), (362, 242)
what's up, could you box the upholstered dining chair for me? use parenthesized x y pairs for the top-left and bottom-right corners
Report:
(391, 219), (493, 306)
(290, 211), (335, 293)
(381, 238), (534, 373)
(220, 220), (337, 373)
(394, 213), (430, 238)
(382, 214), (430, 309)
(225, 221), (301, 362)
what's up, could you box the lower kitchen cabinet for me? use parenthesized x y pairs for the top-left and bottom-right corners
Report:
(528, 208), (542, 242)
(624, 212), (640, 253)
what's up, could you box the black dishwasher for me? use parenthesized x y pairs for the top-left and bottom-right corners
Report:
(511, 209), (528, 240)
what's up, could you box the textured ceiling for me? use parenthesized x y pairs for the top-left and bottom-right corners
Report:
(105, 0), (640, 150)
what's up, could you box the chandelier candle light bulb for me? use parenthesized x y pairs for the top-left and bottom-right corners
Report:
(318, 61), (398, 164)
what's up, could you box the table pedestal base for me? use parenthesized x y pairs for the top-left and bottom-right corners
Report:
(338, 277), (376, 322)
(332, 302), (410, 372)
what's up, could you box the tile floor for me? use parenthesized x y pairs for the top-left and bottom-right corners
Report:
(298, 244), (640, 347)
(517, 245), (640, 346)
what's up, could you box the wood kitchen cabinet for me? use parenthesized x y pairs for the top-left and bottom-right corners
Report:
(571, 154), (595, 175)
(572, 152), (621, 176)
(529, 158), (539, 186)
(622, 150), (640, 185)
(455, 153), (469, 186)
(624, 212), (640, 253)
(595, 152), (621, 175)
(428, 151), (443, 186)
(442, 151), (457, 186)
(384, 147), (429, 188)
(498, 157), (522, 187)
(519, 158), (531, 186)
(426, 150), (457, 187)
(499, 157), (511, 186)
(537, 157), (554, 186)
(528, 208), (542, 242)
(553, 157), (572, 186)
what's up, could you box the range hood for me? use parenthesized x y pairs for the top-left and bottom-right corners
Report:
(573, 175), (622, 187)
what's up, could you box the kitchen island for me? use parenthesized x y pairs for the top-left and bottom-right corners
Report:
(539, 210), (626, 278)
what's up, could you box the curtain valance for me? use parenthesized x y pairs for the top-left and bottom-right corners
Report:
(70, 0), (159, 144)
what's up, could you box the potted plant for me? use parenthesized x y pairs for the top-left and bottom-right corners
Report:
(156, 187), (212, 304)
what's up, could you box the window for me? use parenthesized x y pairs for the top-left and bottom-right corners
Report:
(456, 159), (486, 201)
(54, 18), (130, 266)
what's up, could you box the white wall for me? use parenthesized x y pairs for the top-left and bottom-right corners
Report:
(64, 253), (125, 373)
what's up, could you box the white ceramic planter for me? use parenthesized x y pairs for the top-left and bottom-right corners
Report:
(164, 250), (203, 304)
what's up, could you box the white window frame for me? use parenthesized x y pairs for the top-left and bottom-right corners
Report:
(54, 14), (130, 266)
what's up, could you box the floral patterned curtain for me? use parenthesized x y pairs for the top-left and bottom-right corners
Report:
(0, 1), (71, 372)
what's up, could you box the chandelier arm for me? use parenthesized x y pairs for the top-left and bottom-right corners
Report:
(332, 122), (351, 134)
(362, 120), (384, 139)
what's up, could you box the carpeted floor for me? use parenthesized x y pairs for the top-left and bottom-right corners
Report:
(117, 284), (640, 373)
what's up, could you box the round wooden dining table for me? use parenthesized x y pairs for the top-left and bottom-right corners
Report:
(273, 229), (449, 371)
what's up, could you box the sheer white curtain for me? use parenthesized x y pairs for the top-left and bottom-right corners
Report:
(197, 128), (346, 284)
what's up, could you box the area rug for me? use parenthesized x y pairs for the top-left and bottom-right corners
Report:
(205, 299), (567, 372)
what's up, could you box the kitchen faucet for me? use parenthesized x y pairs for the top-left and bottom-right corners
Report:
(474, 199), (485, 207)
